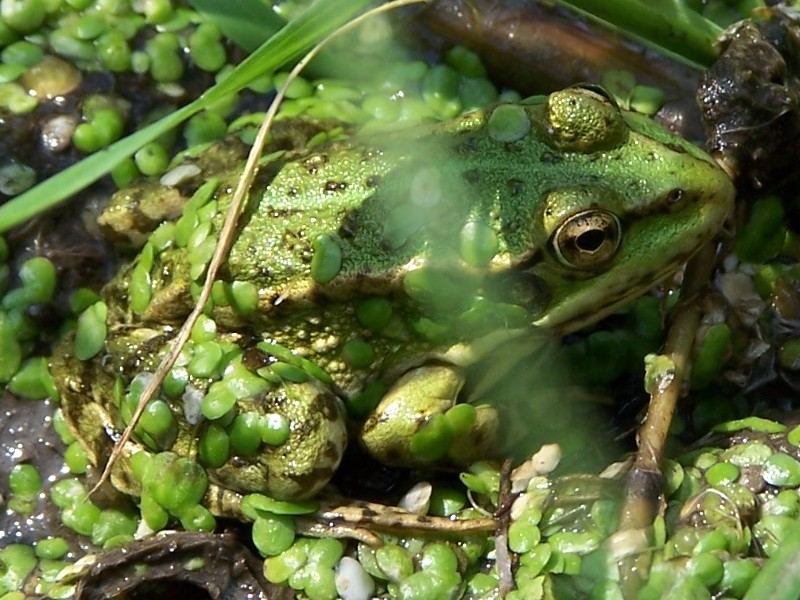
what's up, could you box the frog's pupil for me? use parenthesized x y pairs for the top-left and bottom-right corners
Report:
(576, 229), (605, 253)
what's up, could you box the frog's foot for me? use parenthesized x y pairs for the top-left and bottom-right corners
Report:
(207, 380), (348, 501)
(359, 364), (499, 468)
(54, 324), (348, 503)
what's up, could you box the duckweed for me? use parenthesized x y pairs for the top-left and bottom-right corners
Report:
(341, 338), (374, 369)
(310, 234), (342, 284)
(459, 220), (498, 267)
(134, 141), (170, 175)
(261, 412), (290, 446)
(1, 39), (41, 65)
(421, 64), (461, 118)
(265, 362), (304, 384)
(74, 300), (107, 360)
(229, 412), (263, 455)
(201, 382), (236, 422)
(49, 477), (86, 509)
(1, 0), (46, 33)
(61, 499), (102, 536)
(91, 508), (137, 547)
(184, 110), (227, 146)
(0, 312), (22, 382)
(95, 30), (131, 71)
(8, 463), (41, 496)
(64, 440), (89, 474)
(8, 356), (56, 399)
(17, 256), (55, 304)
(252, 513), (296, 556)
(188, 23), (225, 72)
(188, 340), (223, 378)
(198, 423), (229, 467)
(488, 104), (531, 142)
(355, 297), (392, 332)
(0, 545), (37, 595)
(409, 414), (452, 462)
(144, 452), (208, 515)
(33, 537), (68, 560)
(180, 504), (216, 532)
(762, 453), (800, 487)
(375, 544), (414, 582)
(229, 280), (258, 315)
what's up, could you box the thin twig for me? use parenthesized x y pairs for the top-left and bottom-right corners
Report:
(495, 458), (515, 598)
(91, 0), (428, 495)
(314, 500), (497, 534)
(616, 242), (718, 598)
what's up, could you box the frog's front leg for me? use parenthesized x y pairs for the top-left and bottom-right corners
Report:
(359, 364), (499, 468)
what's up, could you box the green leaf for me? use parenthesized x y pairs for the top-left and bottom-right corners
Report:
(188, 0), (285, 52)
(0, 0), (372, 233)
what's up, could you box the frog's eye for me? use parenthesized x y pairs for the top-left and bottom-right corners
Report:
(551, 209), (621, 269)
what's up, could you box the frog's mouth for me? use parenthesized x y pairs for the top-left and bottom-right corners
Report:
(531, 178), (735, 334)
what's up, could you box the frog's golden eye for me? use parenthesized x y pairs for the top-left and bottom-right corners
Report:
(551, 209), (621, 269)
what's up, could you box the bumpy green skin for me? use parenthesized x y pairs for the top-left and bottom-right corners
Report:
(53, 89), (735, 504)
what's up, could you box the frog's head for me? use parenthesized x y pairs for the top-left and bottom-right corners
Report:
(494, 88), (735, 332)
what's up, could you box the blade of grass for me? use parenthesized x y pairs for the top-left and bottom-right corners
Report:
(743, 520), (800, 600)
(558, 0), (722, 67)
(187, 0), (285, 52)
(0, 0), (372, 234)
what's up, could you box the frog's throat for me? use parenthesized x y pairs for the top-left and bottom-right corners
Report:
(532, 255), (689, 335)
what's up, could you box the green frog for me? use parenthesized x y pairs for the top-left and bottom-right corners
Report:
(52, 88), (734, 508)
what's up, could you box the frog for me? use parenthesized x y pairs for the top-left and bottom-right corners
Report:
(51, 87), (734, 509)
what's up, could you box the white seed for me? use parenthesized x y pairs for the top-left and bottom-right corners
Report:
(41, 115), (78, 153)
(335, 556), (375, 600)
(182, 384), (203, 426)
(398, 481), (432, 515)
(160, 163), (201, 187)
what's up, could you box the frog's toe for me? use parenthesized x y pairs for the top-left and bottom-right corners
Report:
(359, 364), (499, 468)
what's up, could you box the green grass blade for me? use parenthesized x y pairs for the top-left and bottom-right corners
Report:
(744, 520), (800, 600)
(187, 0), (285, 52)
(0, 0), (372, 234)
(558, 0), (722, 67)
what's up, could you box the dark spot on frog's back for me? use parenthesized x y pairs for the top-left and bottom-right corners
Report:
(324, 180), (348, 193)
(365, 175), (381, 188)
(540, 150), (563, 164)
(338, 209), (360, 239)
(506, 178), (525, 196)
(457, 137), (480, 155)
(462, 168), (481, 184)
(313, 391), (339, 421)
(304, 154), (328, 175)
(242, 347), (270, 370)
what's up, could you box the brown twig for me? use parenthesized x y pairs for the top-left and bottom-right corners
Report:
(495, 458), (515, 598)
(617, 241), (718, 598)
(313, 499), (497, 535)
(90, 0), (427, 496)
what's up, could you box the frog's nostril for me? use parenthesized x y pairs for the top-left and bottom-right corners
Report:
(666, 188), (685, 204)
